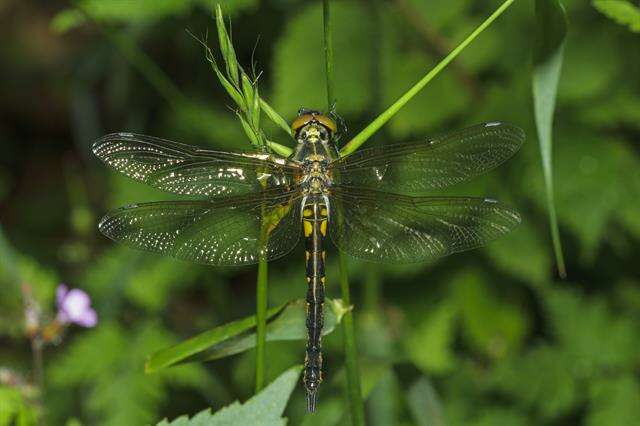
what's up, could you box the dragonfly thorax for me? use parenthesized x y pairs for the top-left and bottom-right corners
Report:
(300, 154), (331, 196)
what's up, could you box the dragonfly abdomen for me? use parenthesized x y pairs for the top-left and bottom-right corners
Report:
(302, 201), (328, 412)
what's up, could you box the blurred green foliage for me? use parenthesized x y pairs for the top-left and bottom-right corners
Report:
(1, 0), (639, 425)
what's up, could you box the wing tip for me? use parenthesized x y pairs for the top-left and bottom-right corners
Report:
(91, 132), (138, 157)
(483, 121), (526, 145)
(487, 199), (522, 225)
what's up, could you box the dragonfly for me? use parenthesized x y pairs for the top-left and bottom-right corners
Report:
(93, 109), (524, 412)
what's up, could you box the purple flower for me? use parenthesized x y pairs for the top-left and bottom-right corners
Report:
(56, 284), (98, 327)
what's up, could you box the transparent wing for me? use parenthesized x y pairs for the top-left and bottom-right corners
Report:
(93, 133), (301, 198)
(330, 122), (524, 194)
(98, 188), (303, 266)
(329, 186), (520, 263)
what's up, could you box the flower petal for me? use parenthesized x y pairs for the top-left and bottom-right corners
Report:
(61, 289), (91, 322)
(75, 309), (98, 328)
(56, 284), (69, 308)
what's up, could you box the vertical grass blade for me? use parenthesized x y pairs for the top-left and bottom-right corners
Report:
(532, 0), (568, 278)
(322, 1), (365, 423)
(339, 0), (516, 157)
(255, 257), (268, 392)
(323, 0), (335, 108)
(339, 253), (365, 426)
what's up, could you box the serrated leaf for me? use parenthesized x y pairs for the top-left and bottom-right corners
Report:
(532, 0), (568, 278)
(49, 322), (208, 426)
(491, 345), (577, 418)
(593, 0), (640, 32)
(157, 366), (301, 426)
(543, 287), (639, 369)
(146, 299), (348, 373)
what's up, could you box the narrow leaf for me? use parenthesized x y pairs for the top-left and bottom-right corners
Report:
(146, 299), (348, 373)
(157, 366), (301, 426)
(266, 140), (294, 157)
(532, 0), (568, 278)
(260, 99), (293, 137)
(252, 85), (261, 129)
(407, 377), (446, 426)
(593, 1), (640, 33)
(237, 113), (260, 146)
(215, 4), (239, 84)
(145, 303), (287, 373)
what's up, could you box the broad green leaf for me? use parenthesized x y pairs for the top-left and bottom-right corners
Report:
(557, 32), (618, 104)
(146, 299), (349, 373)
(407, 377), (445, 426)
(381, 49), (469, 139)
(586, 376), (640, 426)
(368, 369), (401, 426)
(49, 322), (209, 426)
(406, 303), (457, 374)
(593, 0), (640, 32)
(272, 2), (375, 117)
(52, 0), (258, 33)
(532, 0), (568, 278)
(467, 408), (530, 426)
(543, 286), (639, 369)
(0, 386), (38, 426)
(156, 366), (301, 426)
(484, 224), (551, 284)
(523, 131), (640, 259)
(491, 345), (577, 418)
(450, 270), (529, 359)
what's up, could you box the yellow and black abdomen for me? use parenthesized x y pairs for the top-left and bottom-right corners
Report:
(301, 202), (328, 412)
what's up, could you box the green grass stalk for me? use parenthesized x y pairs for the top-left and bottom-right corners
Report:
(323, 0), (335, 108)
(255, 257), (268, 392)
(323, 0), (365, 424)
(339, 0), (516, 157)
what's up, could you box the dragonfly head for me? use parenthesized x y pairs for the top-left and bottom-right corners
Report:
(291, 109), (336, 144)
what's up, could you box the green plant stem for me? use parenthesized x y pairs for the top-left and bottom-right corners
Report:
(322, 0), (365, 423)
(31, 336), (44, 425)
(545, 182), (567, 278)
(339, 254), (365, 426)
(339, 0), (516, 157)
(323, 0), (335, 107)
(255, 257), (268, 392)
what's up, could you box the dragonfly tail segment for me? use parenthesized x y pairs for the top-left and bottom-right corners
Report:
(302, 201), (328, 412)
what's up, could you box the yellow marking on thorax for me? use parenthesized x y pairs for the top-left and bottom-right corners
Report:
(320, 220), (327, 236)
(303, 221), (313, 237)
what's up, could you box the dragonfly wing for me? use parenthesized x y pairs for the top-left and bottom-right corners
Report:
(93, 133), (300, 198)
(98, 188), (302, 266)
(329, 186), (520, 263)
(330, 122), (524, 194)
